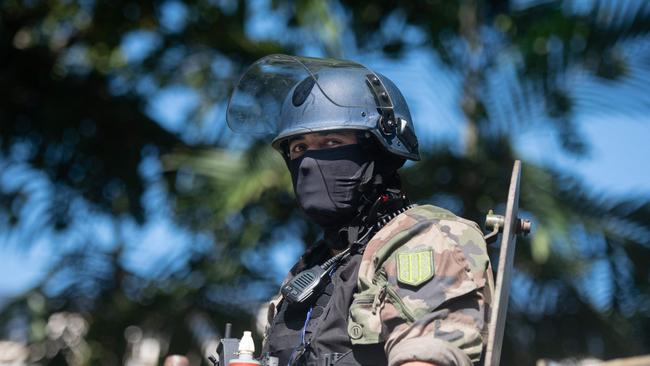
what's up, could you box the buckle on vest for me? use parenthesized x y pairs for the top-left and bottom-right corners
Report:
(320, 352), (344, 366)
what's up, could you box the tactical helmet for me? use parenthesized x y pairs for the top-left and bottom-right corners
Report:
(226, 54), (419, 161)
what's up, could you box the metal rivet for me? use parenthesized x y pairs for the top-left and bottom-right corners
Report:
(518, 219), (532, 235)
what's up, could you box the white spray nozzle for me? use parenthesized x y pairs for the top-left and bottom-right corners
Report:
(238, 331), (255, 356)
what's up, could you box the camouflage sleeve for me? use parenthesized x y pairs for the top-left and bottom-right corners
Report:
(350, 205), (493, 366)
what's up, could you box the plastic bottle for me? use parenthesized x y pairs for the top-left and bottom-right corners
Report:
(229, 331), (261, 366)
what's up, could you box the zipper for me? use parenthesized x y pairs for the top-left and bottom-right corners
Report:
(371, 287), (386, 315)
(376, 269), (416, 322)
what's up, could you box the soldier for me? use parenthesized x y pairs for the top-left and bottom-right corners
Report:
(227, 55), (493, 366)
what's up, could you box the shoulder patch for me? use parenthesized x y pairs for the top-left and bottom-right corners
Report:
(396, 249), (434, 286)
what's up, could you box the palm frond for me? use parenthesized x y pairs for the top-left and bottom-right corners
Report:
(162, 143), (292, 223)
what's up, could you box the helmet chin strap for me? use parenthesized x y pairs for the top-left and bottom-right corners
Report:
(324, 167), (409, 251)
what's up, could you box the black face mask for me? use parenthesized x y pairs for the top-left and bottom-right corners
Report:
(288, 144), (373, 228)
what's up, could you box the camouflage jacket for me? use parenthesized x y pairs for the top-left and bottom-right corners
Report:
(265, 205), (493, 366)
(347, 204), (493, 366)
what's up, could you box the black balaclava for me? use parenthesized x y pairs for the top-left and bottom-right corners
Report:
(288, 144), (374, 230)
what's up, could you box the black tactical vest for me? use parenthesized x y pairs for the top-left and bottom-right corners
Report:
(264, 251), (387, 366)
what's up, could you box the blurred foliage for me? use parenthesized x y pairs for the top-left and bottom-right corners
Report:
(1, 0), (650, 365)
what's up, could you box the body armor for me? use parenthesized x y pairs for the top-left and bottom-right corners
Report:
(264, 249), (386, 366)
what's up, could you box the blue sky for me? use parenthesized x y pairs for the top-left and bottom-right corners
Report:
(362, 47), (650, 198)
(518, 115), (650, 196)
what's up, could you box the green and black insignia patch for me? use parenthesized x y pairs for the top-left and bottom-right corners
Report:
(397, 250), (434, 286)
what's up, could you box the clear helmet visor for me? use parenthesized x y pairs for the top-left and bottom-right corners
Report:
(226, 54), (394, 136)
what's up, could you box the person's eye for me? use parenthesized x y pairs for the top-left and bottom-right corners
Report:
(291, 143), (307, 154)
(325, 139), (342, 147)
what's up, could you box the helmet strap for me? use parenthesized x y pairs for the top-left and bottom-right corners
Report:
(325, 177), (410, 250)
